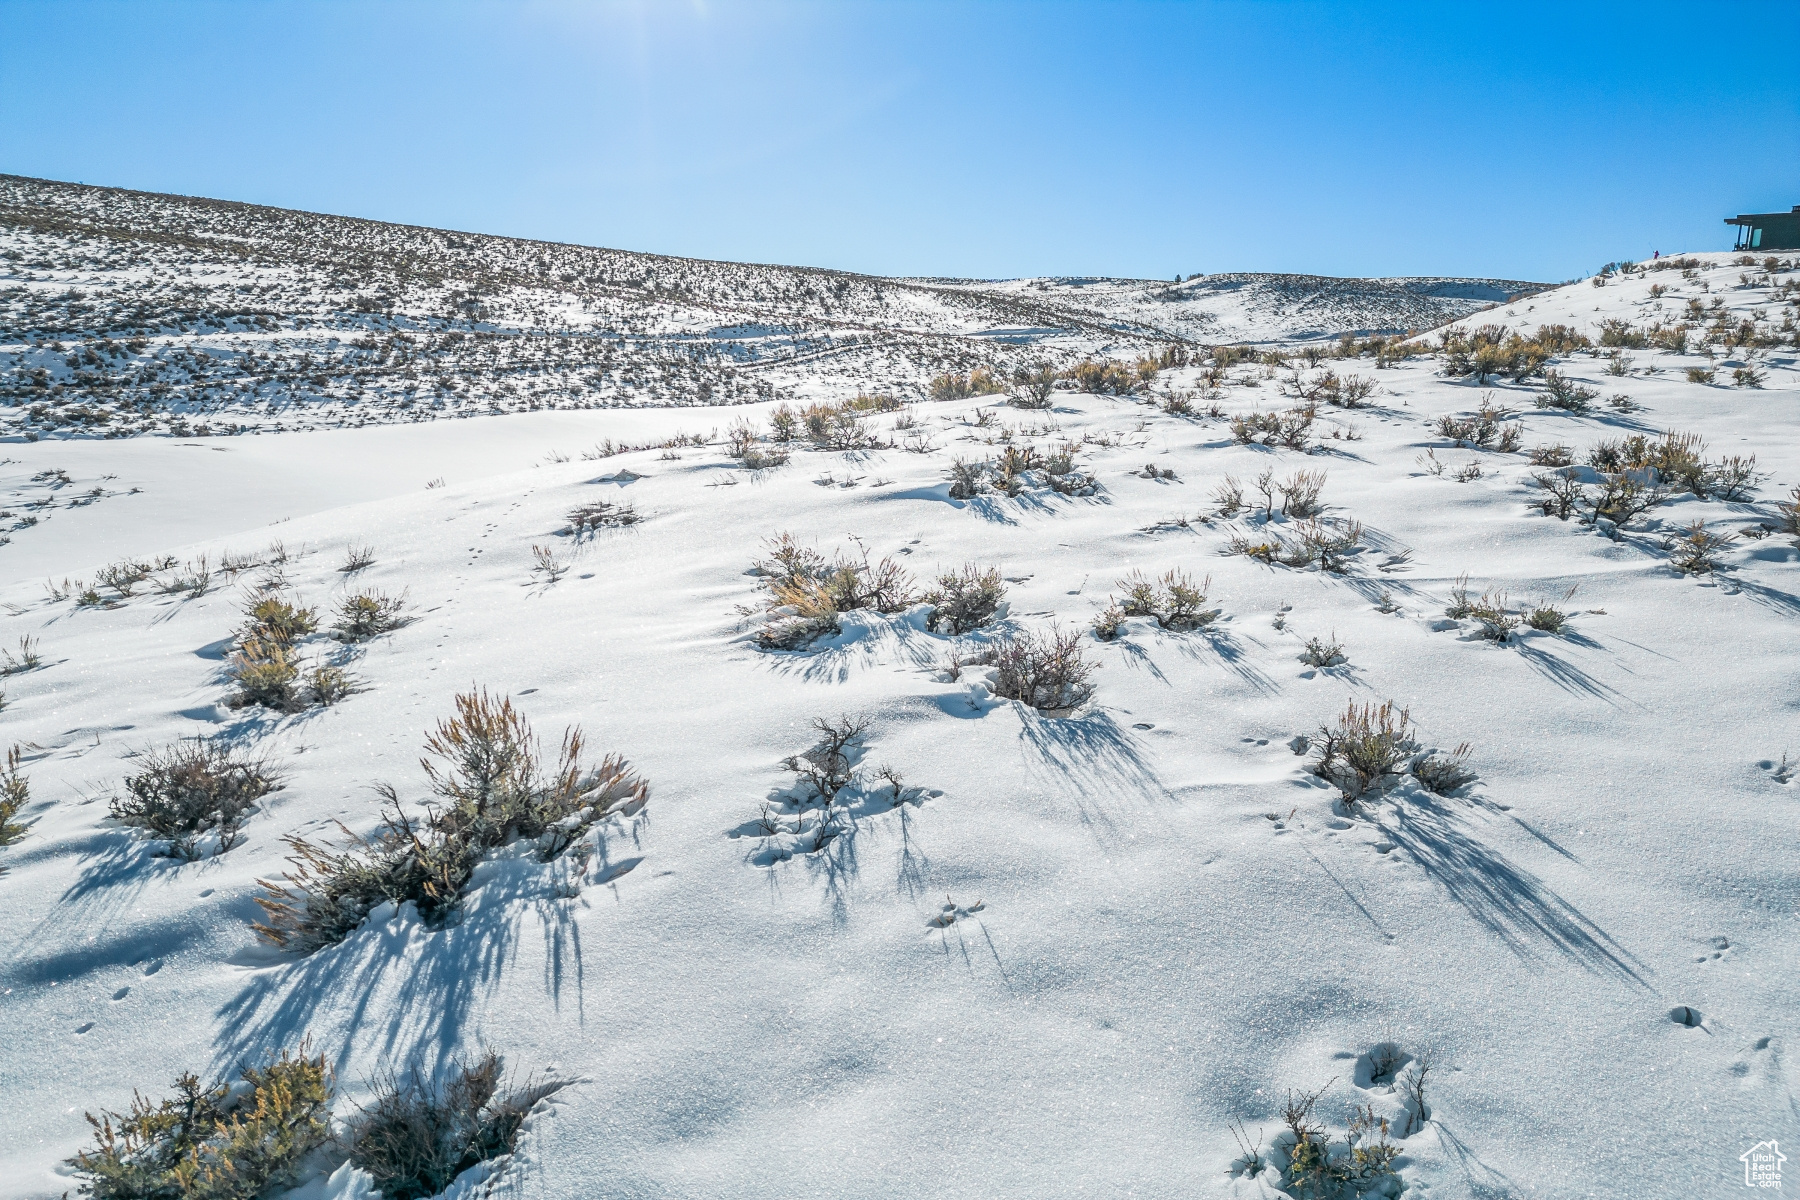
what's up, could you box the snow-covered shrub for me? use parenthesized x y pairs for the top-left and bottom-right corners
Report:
(1279, 468), (1327, 517)
(153, 554), (212, 598)
(1533, 368), (1605, 415)
(1779, 486), (1800, 540)
(741, 444), (791, 469)
(1010, 364), (1057, 408)
(1229, 518), (1362, 573)
(1312, 700), (1415, 803)
(348, 1052), (557, 1200)
(305, 663), (359, 706)
(1437, 402), (1521, 450)
(945, 443), (1097, 499)
(255, 690), (646, 952)
(339, 543), (377, 573)
(1274, 1084), (1401, 1198)
(1529, 442), (1573, 467)
(768, 404), (800, 442)
(1524, 599), (1569, 632)
(67, 1045), (333, 1200)
(562, 499), (639, 535)
(1065, 360), (1139, 395)
(531, 544), (568, 583)
(726, 417), (760, 458)
(924, 564), (1006, 634)
(0, 634), (39, 675)
(1666, 520), (1735, 574)
(1439, 322), (1588, 383)
(1229, 406), (1314, 450)
(1412, 744), (1477, 794)
(96, 557), (168, 597)
(749, 533), (917, 650)
(992, 627), (1095, 710)
(1, 746), (30, 851)
(1444, 576), (1518, 641)
(1212, 474), (1244, 515)
(1299, 634), (1345, 667)
(1586, 475), (1669, 535)
(228, 638), (303, 710)
(1531, 468), (1585, 519)
(110, 739), (282, 859)
(240, 593), (317, 646)
(930, 367), (1006, 402)
(333, 590), (410, 642)
(1337, 373), (1376, 406)
(1089, 603), (1125, 641)
(1710, 455), (1763, 500)
(1114, 569), (1218, 631)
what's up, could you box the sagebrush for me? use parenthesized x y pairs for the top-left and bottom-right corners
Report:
(68, 1046), (333, 1200)
(255, 690), (648, 952)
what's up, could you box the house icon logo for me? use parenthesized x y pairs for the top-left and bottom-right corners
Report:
(1741, 1140), (1785, 1188)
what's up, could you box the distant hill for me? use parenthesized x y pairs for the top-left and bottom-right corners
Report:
(0, 175), (1543, 436)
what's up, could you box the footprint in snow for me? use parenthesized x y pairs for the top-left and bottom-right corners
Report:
(1669, 1005), (1704, 1029)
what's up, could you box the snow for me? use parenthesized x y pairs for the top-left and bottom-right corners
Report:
(1, 250), (1796, 1199)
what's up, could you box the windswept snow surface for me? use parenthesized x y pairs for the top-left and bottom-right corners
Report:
(1, 252), (1797, 1199)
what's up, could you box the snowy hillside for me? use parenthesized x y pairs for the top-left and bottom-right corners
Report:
(1, 250), (1796, 1200)
(0, 175), (1538, 439)
(939, 273), (1535, 346)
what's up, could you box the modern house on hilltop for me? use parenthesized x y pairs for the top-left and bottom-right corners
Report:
(1726, 205), (1800, 251)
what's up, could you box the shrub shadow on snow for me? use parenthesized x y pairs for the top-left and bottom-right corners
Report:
(1168, 628), (1280, 695)
(1436, 1120), (1528, 1199)
(1729, 576), (1800, 619)
(1016, 709), (1168, 833)
(210, 828), (645, 1076)
(1339, 574), (1430, 609)
(965, 496), (1021, 525)
(1512, 642), (1628, 707)
(751, 794), (938, 926)
(1306, 443), (1373, 465)
(930, 905), (1010, 983)
(760, 612), (946, 684)
(1112, 638), (1169, 683)
(1378, 792), (1647, 985)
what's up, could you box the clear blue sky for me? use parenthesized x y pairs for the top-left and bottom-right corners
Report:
(2, 1), (1794, 282)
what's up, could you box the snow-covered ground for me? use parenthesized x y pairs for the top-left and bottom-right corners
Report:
(1, 251), (1796, 1199)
